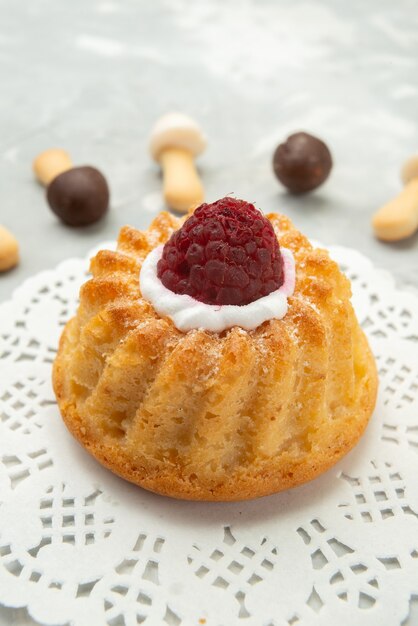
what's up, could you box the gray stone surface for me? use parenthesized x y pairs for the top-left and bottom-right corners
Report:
(0, 0), (418, 304)
(0, 1), (418, 624)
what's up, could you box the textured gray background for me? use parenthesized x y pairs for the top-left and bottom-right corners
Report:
(0, 0), (418, 304)
(0, 0), (418, 624)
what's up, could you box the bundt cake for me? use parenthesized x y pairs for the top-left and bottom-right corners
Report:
(53, 197), (377, 501)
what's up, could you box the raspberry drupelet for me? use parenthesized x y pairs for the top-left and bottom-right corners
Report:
(157, 197), (284, 306)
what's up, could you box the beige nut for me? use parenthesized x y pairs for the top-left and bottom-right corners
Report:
(401, 155), (418, 185)
(0, 225), (19, 272)
(33, 148), (73, 186)
(372, 178), (418, 241)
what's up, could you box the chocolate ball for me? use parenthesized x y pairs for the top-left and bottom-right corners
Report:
(273, 132), (332, 194)
(47, 166), (109, 226)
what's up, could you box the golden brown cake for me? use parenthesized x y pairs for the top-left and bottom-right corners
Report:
(53, 204), (377, 501)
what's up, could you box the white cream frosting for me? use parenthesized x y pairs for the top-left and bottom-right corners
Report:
(140, 245), (296, 333)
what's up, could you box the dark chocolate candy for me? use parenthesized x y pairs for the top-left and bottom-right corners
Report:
(47, 166), (109, 226)
(273, 132), (332, 194)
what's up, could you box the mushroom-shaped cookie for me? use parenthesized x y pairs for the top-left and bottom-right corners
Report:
(149, 113), (206, 213)
(372, 155), (418, 241)
(33, 149), (109, 226)
(0, 225), (19, 272)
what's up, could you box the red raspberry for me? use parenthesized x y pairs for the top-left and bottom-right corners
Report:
(157, 197), (284, 306)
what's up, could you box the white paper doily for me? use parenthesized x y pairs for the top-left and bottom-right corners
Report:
(0, 242), (418, 626)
